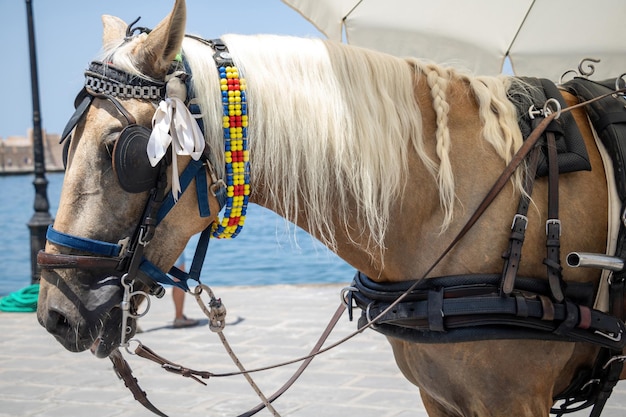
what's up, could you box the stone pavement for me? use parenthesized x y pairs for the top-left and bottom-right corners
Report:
(1, 283), (625, 417)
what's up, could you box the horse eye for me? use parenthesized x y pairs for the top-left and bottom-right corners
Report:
(103, 135), (117, 159)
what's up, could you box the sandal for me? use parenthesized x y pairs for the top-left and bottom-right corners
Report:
(173, 315), (199, 329)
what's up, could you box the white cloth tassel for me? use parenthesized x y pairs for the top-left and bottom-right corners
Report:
(147, 95), (206, 202)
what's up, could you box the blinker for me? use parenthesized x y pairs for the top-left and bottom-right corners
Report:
(60, 88), (161, 194)
(113, 124), (161, 193)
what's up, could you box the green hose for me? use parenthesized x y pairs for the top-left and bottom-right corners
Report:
(0, 284), (39, 312)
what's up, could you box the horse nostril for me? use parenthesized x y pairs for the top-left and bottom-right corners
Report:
(45, 307), (73, 337)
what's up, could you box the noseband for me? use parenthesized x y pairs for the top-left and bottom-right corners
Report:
(37, 39), (243, 299)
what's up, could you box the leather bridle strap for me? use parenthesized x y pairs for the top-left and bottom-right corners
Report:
(37, 251), (121, 270)
(123, 303), (346, 417)
(109, 348), (168, 417)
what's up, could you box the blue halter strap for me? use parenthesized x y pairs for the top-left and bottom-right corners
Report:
(46, 155), (227, 292)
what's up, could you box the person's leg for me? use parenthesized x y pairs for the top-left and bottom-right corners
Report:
(172, 286), (185, 320)
(171, 258), (199, 328)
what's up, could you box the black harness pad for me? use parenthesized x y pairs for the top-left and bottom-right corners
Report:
(562, 78), (626, 200)
(509, 77), (591, 177)
(112, 124), (160, 193)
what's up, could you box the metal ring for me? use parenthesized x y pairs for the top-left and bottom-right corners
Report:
(124, 339), (141, 355)
(340, 286), (358, 307)
(543, 98), (562, 120)
(365, 302), (378, 328)
(128, 291), (151, 318)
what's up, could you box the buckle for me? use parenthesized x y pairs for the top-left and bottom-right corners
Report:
(546, 219), (561, 236)
(511, 214), (528, 230)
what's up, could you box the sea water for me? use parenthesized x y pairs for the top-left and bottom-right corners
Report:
(0, 173), (354, 296)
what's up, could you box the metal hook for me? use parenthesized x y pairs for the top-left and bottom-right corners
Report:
(615, 74), (626, 95)
(578, 57), (601, 77)
(558, 58), (601, 84)
(528, 105), (541, 120)
(558, 69), (578, 85)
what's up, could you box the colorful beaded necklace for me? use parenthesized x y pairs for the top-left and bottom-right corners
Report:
(211, 63), (250, 239)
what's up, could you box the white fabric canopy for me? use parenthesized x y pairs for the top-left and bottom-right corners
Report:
(283, 0), (626, 81)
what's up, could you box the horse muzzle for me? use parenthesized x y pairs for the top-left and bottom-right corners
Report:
(37, 269), (127, 357)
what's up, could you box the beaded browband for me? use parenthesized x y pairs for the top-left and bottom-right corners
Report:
(208, 39), (251, 239)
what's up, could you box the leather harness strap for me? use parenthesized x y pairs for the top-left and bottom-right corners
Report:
(501, 146), (541, 295)
(109, 348), (168, 417)
(545, 131), (565, 302)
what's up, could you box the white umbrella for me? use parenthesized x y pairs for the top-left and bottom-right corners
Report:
(282, 0), (626, 81)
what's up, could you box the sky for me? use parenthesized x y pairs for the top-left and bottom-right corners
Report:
(0, 0), (324, 138)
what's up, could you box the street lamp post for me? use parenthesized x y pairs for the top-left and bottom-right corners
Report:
(25, 0), (53, 285)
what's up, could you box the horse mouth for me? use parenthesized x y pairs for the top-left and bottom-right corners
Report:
(90, 308), (136, 358)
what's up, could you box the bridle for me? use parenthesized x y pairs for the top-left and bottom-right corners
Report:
(37, 40), (234, 306)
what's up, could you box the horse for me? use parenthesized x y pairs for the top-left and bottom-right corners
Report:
(36, 0), (626, 415)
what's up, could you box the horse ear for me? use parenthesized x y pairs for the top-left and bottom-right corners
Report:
(101, 15), (127, 50)
(136, 0), (186, 79)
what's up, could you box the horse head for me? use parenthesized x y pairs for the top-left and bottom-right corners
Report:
(37, 0), (221, 358)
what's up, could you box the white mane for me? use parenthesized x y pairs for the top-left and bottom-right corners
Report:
(103, 33), (523, 255)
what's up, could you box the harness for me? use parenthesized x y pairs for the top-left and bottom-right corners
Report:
(346, 76), (626, 417)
